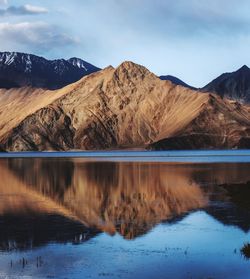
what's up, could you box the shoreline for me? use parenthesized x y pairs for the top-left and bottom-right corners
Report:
(1, 150), (250, 163)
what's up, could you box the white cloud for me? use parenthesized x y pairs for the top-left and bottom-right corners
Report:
(0, 0), (7, 5)
(0, 4), (48, 16)
(23, 4), (48, 14)
(0, 22), (78, 53)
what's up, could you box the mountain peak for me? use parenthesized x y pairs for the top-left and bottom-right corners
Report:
(68, 57), (87, 70)
(115, 61), (151, 76)
(202, 64), (250, 103)
(112, 61), (153, 84)
(238, 65), (250, 72)
(117, 61), (143, 69)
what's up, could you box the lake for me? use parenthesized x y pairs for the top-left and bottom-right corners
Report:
(0, 151), (250, 278)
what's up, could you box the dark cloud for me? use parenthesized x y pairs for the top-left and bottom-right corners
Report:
(0, 4), (48, 16)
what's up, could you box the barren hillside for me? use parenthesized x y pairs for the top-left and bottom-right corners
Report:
(1, 61), (250, 151)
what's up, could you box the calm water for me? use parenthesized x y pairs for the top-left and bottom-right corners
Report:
(0, 153), (250, 278)
(2, 150), (250, 163)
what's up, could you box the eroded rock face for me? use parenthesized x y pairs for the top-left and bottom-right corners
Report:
(1, 61), (250, 151)
(6, 106), (76, 151)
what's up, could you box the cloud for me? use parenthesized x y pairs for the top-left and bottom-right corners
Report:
(0, 22), (78, 53)
(22, 4), (48, 14)
(0, 0), (7, 5)
(0, 4), (48, 16)
(55, 0), (250, 87)
(78, 0), (250, 39)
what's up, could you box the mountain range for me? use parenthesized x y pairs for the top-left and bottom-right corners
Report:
(160, 66), (250, 104)
(0, 52), (100, 89)
(0, 52), (250, 151)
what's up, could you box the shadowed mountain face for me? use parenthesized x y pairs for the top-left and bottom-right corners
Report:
(148, 94), (250, 150)
(202, 65), (250, 103)
(159, 75), (196, 90)
(0, 52), (100, 90)
(1, 61), (250, 151)
(1, 159), (250, 251)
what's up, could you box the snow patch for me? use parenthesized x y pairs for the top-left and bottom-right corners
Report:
(68, 58), (87, 71)
(24, 54), (32, 73)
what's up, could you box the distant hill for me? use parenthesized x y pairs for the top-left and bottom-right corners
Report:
(0, 52), (100, 89)
(202, 65), (250, 103)
(159, 75), (196, 89)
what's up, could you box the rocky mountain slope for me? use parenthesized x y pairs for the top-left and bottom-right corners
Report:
(0, 84), (78, 143)
(148, 95), (250, 150)
(202, 65), (250, 103)
(1, 61), (250, 151)
(0, 52), (100, 89)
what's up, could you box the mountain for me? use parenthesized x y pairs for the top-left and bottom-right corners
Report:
(159, 75), (196, 89)
(202, 65), (250, 103)
(0, 52), (100, 89)
(1, 61), (250, 151)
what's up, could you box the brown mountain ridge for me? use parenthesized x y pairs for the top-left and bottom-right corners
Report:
(1, 61), (250, 151)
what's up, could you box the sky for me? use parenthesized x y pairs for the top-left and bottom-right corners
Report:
(0, 0), (250, 87)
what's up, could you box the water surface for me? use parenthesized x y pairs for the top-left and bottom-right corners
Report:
(0, 154), (250, 278)
(2, 150), (250, 163)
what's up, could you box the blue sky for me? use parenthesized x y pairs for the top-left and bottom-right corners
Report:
(0, 0), (250, 87)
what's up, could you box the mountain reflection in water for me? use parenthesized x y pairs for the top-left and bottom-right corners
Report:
(0, 158), (250, 251)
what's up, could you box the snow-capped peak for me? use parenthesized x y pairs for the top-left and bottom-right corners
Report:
(0, 51), (100, 89)
(68, 57), (87, 71)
